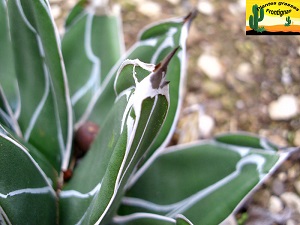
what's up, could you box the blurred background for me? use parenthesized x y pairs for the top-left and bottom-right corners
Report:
(50, 0), (300, 224)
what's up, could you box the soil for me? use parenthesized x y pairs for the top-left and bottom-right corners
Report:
(50, 0), (300, 224)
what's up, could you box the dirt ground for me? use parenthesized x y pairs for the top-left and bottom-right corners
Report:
(50, 0), (300, 224)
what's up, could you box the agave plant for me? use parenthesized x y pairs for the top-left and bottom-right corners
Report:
(0, 0), (297, 224)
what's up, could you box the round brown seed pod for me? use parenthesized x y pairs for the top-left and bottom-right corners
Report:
(63, 169), (73, 182)
(74, 121), (99, 157)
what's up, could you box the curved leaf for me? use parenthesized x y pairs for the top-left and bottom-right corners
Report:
(111, 213), (193, 225)
(75, 11), (197, 190)
(0, 0), (21, 136)
(0, 126), (57, 225)
(62, 0), (124, 122)
(0, 0), (17, 110)
(76, 11), (196, 131)
(119, 134), (292, 225)
(5, 0), (73, 171)
(59, 52), (174, 224)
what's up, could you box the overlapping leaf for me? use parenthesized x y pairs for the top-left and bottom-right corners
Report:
(75, 10), (196, 132)
(1, 0), (73, 171)
(0, 0), (21, 136)
(62, 0), (124, 122)
(117, 133), (292, 225)
(0, 125), (56, 225)
(59, 49), (175, 224)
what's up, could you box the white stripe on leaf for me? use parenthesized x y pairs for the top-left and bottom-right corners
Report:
(0, 186), (53, 199)
(113, 212), (176, 224)
(60, 183), (101, 199)
(122, 154), (267, 217)
(71, 13), (101, 105)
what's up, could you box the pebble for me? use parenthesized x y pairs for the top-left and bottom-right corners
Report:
(235, 62), (252, 83)
(281, 192), (300, 212)
(269, 195), (283, 213)
(197, 0), (214, 16)
(197, 54), (223, 80)
(268, 94), (299, 120)
(198, 114), (215, 138)
(271, 178), (285, 195)
(294, 180), (300, 195)
(166, 0), (180, 5)
(137, 1), (161, 18)
(294, 130), (300, 146)
(287, 219), (297, 225)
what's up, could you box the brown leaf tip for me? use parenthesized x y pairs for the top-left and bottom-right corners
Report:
(150, 47), (180, 89)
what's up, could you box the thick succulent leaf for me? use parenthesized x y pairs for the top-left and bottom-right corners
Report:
(75, 12), (196, 191)
(0, 125), (57, 225)
(112, 213), (192, 225)
(0, 0), (18, 112)
(76, 11), (196, 133)
(62, 0), (124, 122)
(118, 134), (293, 225)
(0, 124), (58, 189)
(4, 0), (73, 171)
(59, 53), (174, 224)
(215, 132), (278, 150)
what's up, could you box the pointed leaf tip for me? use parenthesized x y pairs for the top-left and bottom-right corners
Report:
(151, 47), (179, 89)
(183, 9), (198, 24)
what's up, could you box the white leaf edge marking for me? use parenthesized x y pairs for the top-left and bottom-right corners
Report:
(0, 86), (22, 137)
(14, 0), (73, 171)
(113, 212), (176, 224)
(73, 58), (165, 224)
(120, 139), (292, 219)
(71, 12), (101, 105)
(126, 18), (189, 188)
(60, 58), (167, 224)
(60, 183), (101, 199)
(95, 57), (170, 224)
(15, 0), (50, 142)
(0, 206), (12, 225)
(0, 0), (22, 126)
(43, 0), (74, 171)
(74, 28), (162, 130)
(0, 125), (56, 198)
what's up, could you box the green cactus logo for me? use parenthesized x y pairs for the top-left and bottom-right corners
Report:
(249, 4), (266, 32)
(285, 16), (292, 26)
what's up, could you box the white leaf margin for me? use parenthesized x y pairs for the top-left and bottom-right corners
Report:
(118, 138), (295, 223)
(0, 124), (56, 199)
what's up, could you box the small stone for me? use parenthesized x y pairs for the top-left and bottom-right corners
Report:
(294, 130), (300, 146)
(272, 178), (285, 196)
(137, 1), (161, 18)
(197, 1), (214, 16)
(281, 192), (300, 212)
(287, 219), (297, 225)
(197, 54), (223, 80)
(297, 46), (300, 56)
(253, 189), (271, 208)
(268, 95), (299, 120)
(198, 114), (215, 138)
(269, 195), (283, 213)
(294, 180), (300, 195)
(166, 0), (180, 5)
(281, 67), (292, 85)
(278, 172), (287, 182)
(235, 62), (252, 83)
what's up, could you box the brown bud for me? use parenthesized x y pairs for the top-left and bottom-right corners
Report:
(63, 169), (73, 182)
(74, 121), (99, 157)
